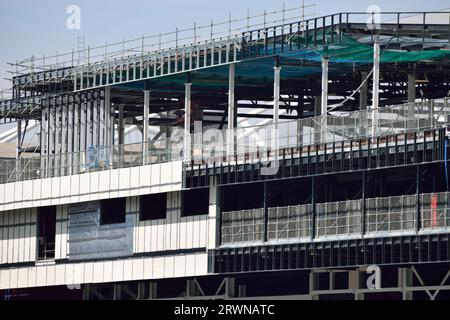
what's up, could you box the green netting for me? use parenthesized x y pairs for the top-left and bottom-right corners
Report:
(120, 30), (450, 91)
(291, 31), (450, 63)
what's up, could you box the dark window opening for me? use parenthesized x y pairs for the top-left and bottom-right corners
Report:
(38, 206), (56, 260)
(182, 188), (209, 216)
(100, 198), (126, 225)
(221, 182), (264, 212)
(140, 193), (167, 221)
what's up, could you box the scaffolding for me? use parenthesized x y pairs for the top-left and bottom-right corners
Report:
(220, 191), (450, 246)
(1, 97), (449, 184)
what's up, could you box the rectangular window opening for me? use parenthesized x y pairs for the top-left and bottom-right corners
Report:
(182, 188), (209, 217)
(100, 198), (126, 225)
(140, 193), (167, 221)
(37, 206), (56, 260)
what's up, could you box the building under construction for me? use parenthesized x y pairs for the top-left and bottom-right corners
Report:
(1, 7), (450, 300)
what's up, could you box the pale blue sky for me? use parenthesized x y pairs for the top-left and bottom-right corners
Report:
(0, 0), (448, 91)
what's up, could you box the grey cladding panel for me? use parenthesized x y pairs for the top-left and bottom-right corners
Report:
(68, 201), (134, 261)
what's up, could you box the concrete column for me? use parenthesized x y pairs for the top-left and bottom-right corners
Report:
(371, 35), (380, 137)
(143, 90), (150, 164)
(184, 82), (192, 160)
(227, 63), (235, 156)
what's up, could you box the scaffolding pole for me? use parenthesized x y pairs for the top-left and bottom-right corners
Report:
(371, 34), (380, 137)
(227, 63), (235, 156)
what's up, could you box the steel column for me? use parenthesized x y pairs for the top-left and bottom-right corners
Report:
(227, 63), (235, 156)
(371, 34), (380, 137)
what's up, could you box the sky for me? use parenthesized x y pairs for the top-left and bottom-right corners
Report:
(0, 0), (449, 93)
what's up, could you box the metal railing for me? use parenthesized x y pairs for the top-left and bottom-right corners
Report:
(7, 10), (449, 93)
(8, 4), (314, 89)
(1, 98), (449, 184)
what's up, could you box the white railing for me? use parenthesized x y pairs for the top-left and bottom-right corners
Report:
(1, 98), (450, 184)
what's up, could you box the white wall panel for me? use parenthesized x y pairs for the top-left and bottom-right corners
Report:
(152, 257), (164, 278)
(112, 260), (124, 282)
(22, 180), (33, 204)
(78, 173), (90, 202)
(129, 167), (140, 196)
(36, 266), (47, 287)
(93, 261), (104, 283)
(0, 208), (37, 265)
(46, 264), (56, 286)
(0, 252), (208, 290)
(28, 265), (36, 287)
(32, 179), (41, 207)
(132, 259), (144, 280)
(14, 181), (23, 205)
(123, 259), (133, 281)
(84, 262), (94, 284)
(98, 170), (110, 197)
(0, 212), (5, 264)
(69, 174), (80, 203)
(60, 176), (72, 199)
(118, 168), (130, 198)
(41, 178), (53, 207)
(0, 161), (183, 212)
(9, 268), (18, 289)
(150, 164), (160, 194)
(103, 260), (113, 283)
(50, 177), (60, 204)
(55, 264), (66, 286)
(17, 267), (29, 288)
(0, 184), (4, 207)
(89, 171), (100, 201)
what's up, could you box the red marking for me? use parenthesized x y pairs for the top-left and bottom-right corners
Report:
(431, 195), (438, 227)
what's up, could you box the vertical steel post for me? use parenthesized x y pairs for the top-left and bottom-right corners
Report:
(143, 90), (150, 164)
(321, 55), (329, 142)
(184, 79), (192, 161)
(371, 34), (380, 137)
(227, 63), (236, 157)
